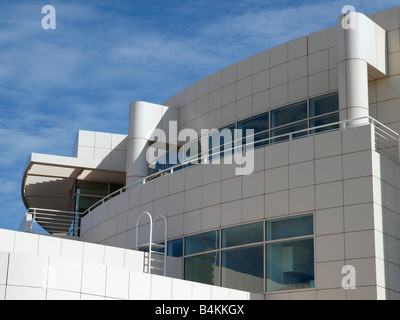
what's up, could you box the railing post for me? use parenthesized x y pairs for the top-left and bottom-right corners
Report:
(398, 136), (400, 163)
(32, 209), (36, 233)
(25, 212), (33, 233)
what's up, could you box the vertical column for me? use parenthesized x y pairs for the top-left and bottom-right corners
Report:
(338, 59), (369, 125)
(126, 101), (179, 186)
(337, 11), (387, 126)
(127, 101), (161, 185)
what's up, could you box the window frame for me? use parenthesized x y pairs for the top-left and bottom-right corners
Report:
(182, 214), (315, 294)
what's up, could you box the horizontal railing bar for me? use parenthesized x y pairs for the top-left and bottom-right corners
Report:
(375, 130), (398, 143)
(84, 115), (399, 215)
(374, 128), (399, 141)
(375, 135), (397, 147)
(375, 139), (397, 150)
(28, 208), (84, 215)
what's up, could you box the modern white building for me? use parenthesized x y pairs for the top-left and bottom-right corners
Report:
(1, 6), (400, 300)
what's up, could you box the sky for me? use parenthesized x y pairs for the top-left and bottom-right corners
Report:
(0, 0), (399, 231)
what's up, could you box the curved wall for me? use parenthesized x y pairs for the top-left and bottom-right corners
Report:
(80, 7), (400, 299)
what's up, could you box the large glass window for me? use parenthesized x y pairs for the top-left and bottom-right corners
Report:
(271, 101), (307, 128)
(265, 214), (314, 292)
(185, 230), (219, 255)
(168, 238), (183, 257)
(222, 222), (263, 248)
(75, 180), (109, 213)
(76, 181), (108, 197)
(266, 214), (313, 241)
(271, 121), (308, 143)
(266, 238), (314, 292)
(185, 252), (220, 286)
(310, 113), (340, 134)
(209, 124), (235, 161)
(238, 113), (269, 149)
(183, 214), (315, 293)
(309, 92), (339, 135)
(222, 245), (264, 293)
(149, 92), (340, 172)
(310, 92), (339, 117)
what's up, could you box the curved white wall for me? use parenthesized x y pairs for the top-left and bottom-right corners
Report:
(79, 7), (400, 300)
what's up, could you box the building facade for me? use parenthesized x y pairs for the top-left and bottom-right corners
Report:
(3, 7), (400, 300)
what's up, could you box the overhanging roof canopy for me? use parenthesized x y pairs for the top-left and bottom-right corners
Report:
(22, 153), (126, 212)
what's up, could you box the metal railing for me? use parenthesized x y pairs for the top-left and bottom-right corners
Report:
(21, 116), (398, 237)
(20, 208), (84, 237)
(83, 115), (400, 216)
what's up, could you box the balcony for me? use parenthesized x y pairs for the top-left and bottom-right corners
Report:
(20, 116), (400, 237)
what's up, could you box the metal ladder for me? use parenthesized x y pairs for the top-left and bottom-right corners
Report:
(135, 212), (167, 276)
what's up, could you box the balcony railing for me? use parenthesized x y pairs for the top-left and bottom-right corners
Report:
(21, 116), (400, 237)
(20, 208), (84, 237)
(83, 115), (400, 216)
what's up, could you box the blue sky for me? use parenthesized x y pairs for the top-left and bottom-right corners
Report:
(0, 0), (399, 231)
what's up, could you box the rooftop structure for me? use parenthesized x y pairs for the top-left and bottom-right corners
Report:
(1, 6), (400, 300)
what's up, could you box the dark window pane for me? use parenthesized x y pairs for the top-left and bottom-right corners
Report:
(222, 222), (263, 248)
(242, 132), (270, 150)
(270, 121), (308, 143)
(76, 180), (108, 196)
(266, 238), (314, 292)
(185, 230), (219, 255)
(271, 101), (307, 128)
(310, 92), (339, 117)
(266, 214), (313, 241)
(76, 196), (103, 213)
(185, 252), (219, 286)
(222, 245), (264, 292)
(148, 156), (164, 175)
(182, 139), (201, 166)
(209, 124), (235, 161)
(168, 238), (183, 257)
(310, 113), (340, 134)
(110, 183), (124, 194)
(238, 112), (269, 133)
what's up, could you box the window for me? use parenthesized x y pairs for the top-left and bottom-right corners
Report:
(310, 113), (339, 134)
(183, 215), (315, 293)
(209, 124), (235, 161)
(76, 180), (108, 197)
(75, 180), (109, 213)
(222, 245), (264, 292)
(266, 214), (313, 241)
(238, 113), (269, 149)
(185, 252), (220, 286)
(168, 238), (183, 257)
(185, 230), (219, 255)
(310, 92), (338, 117)
(222, 222), (263, 248)
(309, 92), (339, 134)
(265, 214), (314, 292)
(149, 92), (339, 173)
(182, 138), (202, 167)
(271, 101), (307, 128)
(266, 238), (314, 292)
(148, 156), (165, 175)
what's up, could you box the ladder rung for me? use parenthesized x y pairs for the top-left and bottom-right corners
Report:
(150, 258), (165, 262)
(150, 266), (165, 271)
